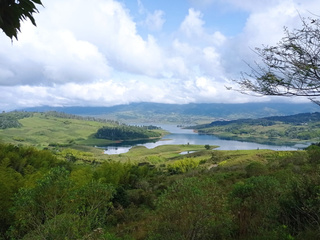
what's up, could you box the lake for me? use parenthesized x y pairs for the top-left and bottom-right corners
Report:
(103, 124), (309, 155)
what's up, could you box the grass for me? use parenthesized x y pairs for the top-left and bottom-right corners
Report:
(216, 149), (275, 168)
(110, 146), (282, 170)
(0, 113), (114, 148)
(126, 144), (214, 158)
(96, 144), (217, 164)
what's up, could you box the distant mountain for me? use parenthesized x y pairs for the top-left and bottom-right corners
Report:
(21, 102), (320, 124)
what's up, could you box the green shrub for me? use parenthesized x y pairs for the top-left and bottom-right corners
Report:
(245, 161), (268, 177)
(149, 177), (233, 239)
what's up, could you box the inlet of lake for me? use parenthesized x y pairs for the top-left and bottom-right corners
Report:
(103, 124), (309, 155)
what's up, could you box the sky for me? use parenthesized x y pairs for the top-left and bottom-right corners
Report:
(0, 0), (319, 111)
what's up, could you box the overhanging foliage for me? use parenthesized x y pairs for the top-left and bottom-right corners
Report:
(0, 0), (43, 40)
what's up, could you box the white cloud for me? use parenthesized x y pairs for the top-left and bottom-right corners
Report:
(0, 0), (167, 86)
(180, 8), (205, 38)
(179, 8), (226, 46)
(220, 0), (320, 80)
(1, 0), (320, 111)
(145, 10), (166, 31)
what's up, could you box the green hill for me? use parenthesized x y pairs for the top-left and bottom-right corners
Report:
(191, 112), (320, 144)
(0, 111), (163, 149)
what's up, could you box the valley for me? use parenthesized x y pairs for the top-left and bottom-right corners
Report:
(1, 105), (320, 239)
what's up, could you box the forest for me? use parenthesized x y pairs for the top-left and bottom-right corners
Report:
(95, 125), (162, 141)
(1, 142), (320, 239)
(0, 111), (33, 129)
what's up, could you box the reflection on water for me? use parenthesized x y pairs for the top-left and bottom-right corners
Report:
(104, 146), (132, 155)
(103, 124), (309, 155)
(180, 151), (196, 155)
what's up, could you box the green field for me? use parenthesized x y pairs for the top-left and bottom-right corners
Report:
(0, 112), (116, 147)
(0, 112), (169, 153)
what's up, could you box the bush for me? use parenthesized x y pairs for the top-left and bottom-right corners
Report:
(245, 161), (268, 177)
(148, 177), (234, 239)
(229, 176), (282, 238)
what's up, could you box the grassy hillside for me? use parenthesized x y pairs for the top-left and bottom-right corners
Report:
(0, 112), (110, 148)
(0, 112), (165, 150)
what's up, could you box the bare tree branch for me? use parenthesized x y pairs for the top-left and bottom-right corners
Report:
(234, 17), (320, 104)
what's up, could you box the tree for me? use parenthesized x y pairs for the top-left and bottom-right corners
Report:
(229, 176), (285, 239)
(9, 166), (116, 239)
(0, 0), (43, 40)
(204, 144), (211, 150)
(149, 177), (233, 239)
(234, 17), (320, 104)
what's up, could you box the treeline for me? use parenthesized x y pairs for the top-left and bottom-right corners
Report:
(198, 125), (320, 141)
(95, 125), (162, 141)
(0, 111), (33, 129)
(1, 142), (320, 239)
(43, 111), (120, 124)
(0, 110), (121, 130)
(262, 127), (320, 140)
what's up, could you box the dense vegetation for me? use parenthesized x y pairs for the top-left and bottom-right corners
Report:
(191, 112), (320, 143)
(195, 112), (320, 127)
(1, 142), (320, 239)
(95, 125), (162, 141)
(43, 111), (120, 124)
(0, 111), (33, 129)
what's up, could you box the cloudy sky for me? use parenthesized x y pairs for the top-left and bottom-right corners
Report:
(0, 0), (318, 111)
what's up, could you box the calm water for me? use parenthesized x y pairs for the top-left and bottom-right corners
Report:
(103, 124), (308, 155)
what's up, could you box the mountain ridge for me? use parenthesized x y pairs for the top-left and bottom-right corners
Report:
(21, 102), (320, 124)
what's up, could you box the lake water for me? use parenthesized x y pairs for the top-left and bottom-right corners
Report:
(103, 124), (309, 155)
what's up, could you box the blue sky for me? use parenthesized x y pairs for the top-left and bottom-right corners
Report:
(0, 0), (318, 111)
(125, 0), (248, 36)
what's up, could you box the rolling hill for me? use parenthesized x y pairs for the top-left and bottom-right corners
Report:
(21, 102), (320, 124)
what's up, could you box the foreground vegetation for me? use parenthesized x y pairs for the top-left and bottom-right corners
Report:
(1, 141), (320, 239)
(2, 110), (320, 239)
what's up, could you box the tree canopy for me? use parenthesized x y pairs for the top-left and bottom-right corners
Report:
(0, 0), (43, 40)
(234, 17), (320, 104)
